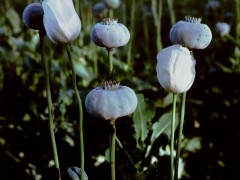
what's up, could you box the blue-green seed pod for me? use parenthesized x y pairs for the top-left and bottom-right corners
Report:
(104, 0), (121, 9)
(90, 18), (130, 49)
(22, 3), (45, 32)
(169, 16), (212, 49)
(85, 81), (137, 120)
(215, 22), (230, 37)
(93, 2), (108, 19)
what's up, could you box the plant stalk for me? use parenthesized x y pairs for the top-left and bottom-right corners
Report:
(39, 33), (61, 179)
(170, 93), (177, 180)
(65, 44), (85, 180)
(110, 119), (116, 180)
(126, 0), (135, 72)
(108, 48), (114, 80)
(167, 0), (176, 26)
(174, 92), (186, 180)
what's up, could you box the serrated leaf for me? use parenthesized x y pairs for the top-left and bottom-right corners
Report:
(133, 94), (155, 150)
(150, 111), (179, 143)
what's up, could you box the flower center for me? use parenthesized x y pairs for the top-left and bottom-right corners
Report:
(101, 80), (120, 90)
(185, 16), (202, 23)
(101, 18), (118, 25)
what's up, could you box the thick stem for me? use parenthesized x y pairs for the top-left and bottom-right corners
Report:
(108, 48), (114, 80)
(39, 33), (61, 179)
(109, 9), (114, 18)
(170, 93), (177, 180)
(174, 92), (186, 180)
(109, 119), (116, 180)
(65, 44), (84, 180)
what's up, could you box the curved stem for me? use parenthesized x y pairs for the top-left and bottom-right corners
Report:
(225, 34), (240, 47)
(170, 93), (177, 180)
(39, 33), (61, 179)
(108, 48), (114, 80)
(109, 119), (116, 180)
(174, 92), (186, 180)
(65, 44), (84, 180)
(115, 136), (135, 170)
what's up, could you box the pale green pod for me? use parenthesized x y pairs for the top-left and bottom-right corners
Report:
(104, 0), (121, 9)
(93, 2), (108, 18)
(85, 81), (137, 120)
(215, 22), (230, 37)
(170, 16), (212, 49)
(90, 18), (130, 49)
(22, 3), (45, 31)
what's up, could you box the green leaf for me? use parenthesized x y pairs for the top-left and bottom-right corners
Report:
(185, 136), (202, 153)
(133, 94), (155, 150)
(145, 111), (179, 157)
(6, 8), (21, 34)
(151, 111), (179, 143)
(105, 148), (110, 163)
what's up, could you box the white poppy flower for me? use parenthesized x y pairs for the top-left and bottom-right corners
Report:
(156, 45), (196, 94)
(42, 0), (81, 43)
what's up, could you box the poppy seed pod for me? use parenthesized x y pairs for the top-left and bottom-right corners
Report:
(93, 2), (108, 19)
(85, 81), (138, 120)
(42, 0), (81, 44)
(170, 16), (212, 49)
(104, 0), (121, 9)
(90, 18), (130, 49)
(215, 22), (230, 37)
(22, 3), (45, 32)
(156, 45), (196, 94)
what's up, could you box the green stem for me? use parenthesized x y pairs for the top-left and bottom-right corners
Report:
(170, 93), (177, 180)
(108, 48), (114, 80)
(126, 0), (135, 72)
(110, 119), (116, 180)
(39, 33), (61, 179)
(65, 44), (84, 180)
(236, 0), (240, 69)
(109, 9), (114, 18)
(116, 136), (135, 170)
(225, 34), (240, 47)
(174, 92), (186, 180)
(167, 0), (176, 26)
(151, 0), (163, 52)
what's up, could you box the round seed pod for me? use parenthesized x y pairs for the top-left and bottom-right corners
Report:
(169, 16), (212, 49)
(104, 0), (121, 9)
(93, 2), (108, 19)
(215, 22), (230, 37)
(90, 18), (130, 49)
(22, 3), (45, 32)
(85, 81), (138, 120)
